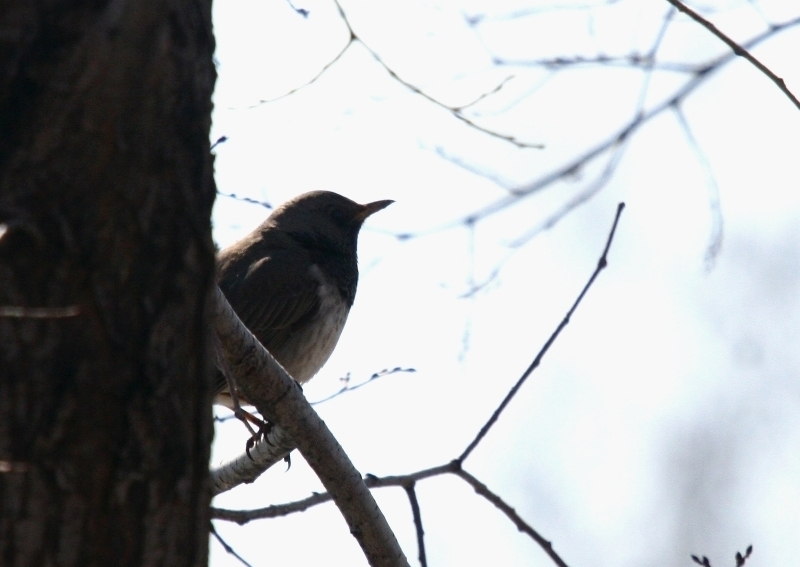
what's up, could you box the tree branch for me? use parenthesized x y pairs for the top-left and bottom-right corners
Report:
(212, 286), (410, 567)
(210, 422), (295, 495)
(458, 202), (625, 462)
(453, 468), (568, 567)
(403, 484), (427, 567)
(665, 0), (800, 110)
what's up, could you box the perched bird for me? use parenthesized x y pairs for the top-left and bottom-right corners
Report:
(214, 190), (393, 407)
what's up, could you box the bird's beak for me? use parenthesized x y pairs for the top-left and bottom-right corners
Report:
(355, 199), (394, 222)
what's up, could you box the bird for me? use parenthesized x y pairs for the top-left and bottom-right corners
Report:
(213, 190), (393, 409)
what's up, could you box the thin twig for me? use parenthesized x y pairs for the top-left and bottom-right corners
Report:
(673, 104), (723, 270)
(213, 489), (334, 522)
(210, 523), (257, 567)
(311, 367), (416, 405)
(452, 74), (516, 112)
(210, 135), (228, 150)
(246, 35), (355, 108)
(403, 484), (428, 567)
(330, 0), (543, 149)
(216, 191), (272, 209)
(453, 468), (568, 567)
(665, 0), (800, 110)
(493, 53), (704, 73)
(459, 202), (625, 462)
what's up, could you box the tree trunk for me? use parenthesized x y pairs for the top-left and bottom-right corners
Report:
(0, 1), (216, 565)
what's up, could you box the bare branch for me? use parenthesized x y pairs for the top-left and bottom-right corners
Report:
(452, 74), (516, 112)
(328, 0), (543, 149)
(403, 484), (428, 567)
(216, 191), (273, 210)
(665, 0), (800, 110)
(212, 287), (409, 567)
(453, 468), (568, 567)
(311, 367), (416, 405)
(459, 202), (625, 462)
(246, 34), (356, 108)
(210, 135), (228, 150)
(210, 523), (256, 567)
(213, 489), (334, 523)
(212, 462), (457, 523)
(213, 460), (570, 567)
(382, 16), (799, 239)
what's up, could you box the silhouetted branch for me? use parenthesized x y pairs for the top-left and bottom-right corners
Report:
(213, 459), (571, 567)
(311, 367), (416, 405)
(459, 202), (625, 462)
(453, 468), (568, 567)
(210, 523), (256, 567)
(452, 74), (516, 112)
(247, 33), (355, 108)
(665, 0), (800, 110)
(210, 135), (228, 150)
(403, 484), (427, 567)
(245, 0), (544, 149)
(212, 462), (456, 523)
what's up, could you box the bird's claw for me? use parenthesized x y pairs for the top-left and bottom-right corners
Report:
(245, 419), (274, 460)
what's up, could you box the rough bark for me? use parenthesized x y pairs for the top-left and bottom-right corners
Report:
(0, 1), (216, 566)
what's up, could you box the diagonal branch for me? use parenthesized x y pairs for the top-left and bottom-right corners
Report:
(453, 468), (568, 567)
(458, 202), (625, 462)
(210, 523), (256, 567)
(665, 0), (800, 110)
(212, 287), (409, 567)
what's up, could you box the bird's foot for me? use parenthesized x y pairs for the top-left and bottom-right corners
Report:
(245, 419), (274, 461)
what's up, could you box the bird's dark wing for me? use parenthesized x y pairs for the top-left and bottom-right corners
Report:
(217, 247), (321, 353)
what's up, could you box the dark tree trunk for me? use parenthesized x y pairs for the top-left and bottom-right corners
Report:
(0, 1), (216, 566)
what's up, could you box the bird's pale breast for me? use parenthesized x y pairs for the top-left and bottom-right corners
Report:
(275, 264), (350, 383)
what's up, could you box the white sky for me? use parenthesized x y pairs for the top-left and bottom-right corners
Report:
(208, 1), (800, 566)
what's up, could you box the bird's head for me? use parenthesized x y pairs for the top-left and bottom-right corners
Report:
(269, 191), (393, 255)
